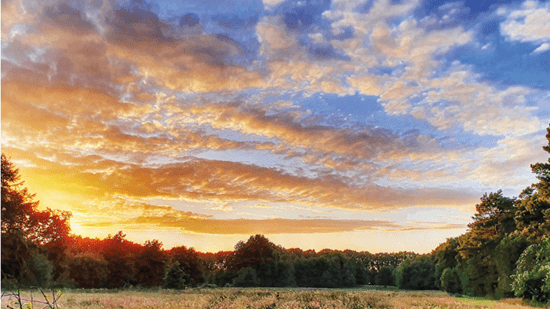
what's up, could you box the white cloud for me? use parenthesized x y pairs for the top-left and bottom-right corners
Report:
(533, 42), (550, 54)
(500, 1), (550, 43)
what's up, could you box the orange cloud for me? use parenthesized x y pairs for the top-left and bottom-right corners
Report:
(73, 198), (401, 234)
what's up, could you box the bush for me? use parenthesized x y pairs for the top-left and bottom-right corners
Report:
(511, 238), (550, 303)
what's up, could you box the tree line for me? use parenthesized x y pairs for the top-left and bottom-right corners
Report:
(1, 124), (549, 303)
(431, 125), (550, 302)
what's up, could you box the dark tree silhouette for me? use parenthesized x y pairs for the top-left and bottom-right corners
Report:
(1, 154), (71, 283)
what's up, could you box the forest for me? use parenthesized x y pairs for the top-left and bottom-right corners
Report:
(2, 125), (549, 303)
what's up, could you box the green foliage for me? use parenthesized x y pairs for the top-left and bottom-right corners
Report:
(441, 267), (462, 295)
(169, 245), (201, 286)
(1, 231), (30, 282)
(514, 188), (550, 241)
(494, 235), (532, 297)
(256, 255), (295, 287)
(432, 237), (459, 270)
(531, 126), (550, 199)
(434, 264), (443, 290)
(162, 261), (188, 289)
(511, 238), (550, 303)
(67, 254), (108, 288)
(375, 266), (394, 287)
(395, 257), (436, 290)
(24, 253), (53, 288)
(457, 191), (517, 297)
(233, 266), (259, 287)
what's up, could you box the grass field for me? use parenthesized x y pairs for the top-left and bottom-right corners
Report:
(1, 287), (547, 309)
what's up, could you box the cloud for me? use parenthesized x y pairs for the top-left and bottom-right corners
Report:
(5, 1), (267, 94)
(74, 198), (466, 235)
(3, 145), (479, 212)
(2, 0), (548, 252)
(257, 20), (296, 52)
(532, 42), (550, 54)
(471, 134), (549, 187)
(500, 1), (550, 44)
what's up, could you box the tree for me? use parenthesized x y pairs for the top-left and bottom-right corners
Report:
(162, 261), (188, 289)
(1, 154), (71, 283)
(494, 235), (532, 297)
(169, 246), (201, 286)
(102, 231), (137, 288)
(395, 257), (436, 290)
(515, 124), (550, 240)
(67, 253), (108, 288)
(375, 266), (394, 287)
(514, 188), (550, 241)
(511, 238), (550, 303)
(457, 191), (516, 296)
(135, 239), (166, 286)
(531, 125), (550, 200)
(441, 267), (462, 295)
(1, 154), (72, 245)
(23, 253), (53, 288)
(232, 267), (259, 287)
(231, 234), (276, 271)
(230, 234), (280, 287)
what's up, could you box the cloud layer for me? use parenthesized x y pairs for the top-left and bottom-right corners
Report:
(2, 0), (548, 252)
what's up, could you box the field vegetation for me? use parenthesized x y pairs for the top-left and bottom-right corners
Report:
(1, 287), (544, 309)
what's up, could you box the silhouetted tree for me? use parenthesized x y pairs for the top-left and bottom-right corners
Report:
(102, 231), (137, 288)
(135, 239), (166, 286)
(1, 154), (71, 284)
(169, 246), (201, 286)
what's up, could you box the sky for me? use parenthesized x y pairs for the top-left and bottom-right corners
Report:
(1, 0), (549, 254)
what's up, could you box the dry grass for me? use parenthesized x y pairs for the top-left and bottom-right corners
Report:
(1, 288), (547, 309)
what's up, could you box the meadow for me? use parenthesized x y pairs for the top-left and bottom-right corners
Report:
(2, 287), (546, 309)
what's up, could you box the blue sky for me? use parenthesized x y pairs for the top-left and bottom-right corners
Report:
(1, 0), (549, 252)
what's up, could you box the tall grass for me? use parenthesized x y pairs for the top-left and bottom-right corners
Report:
(1, 287), (544, 308)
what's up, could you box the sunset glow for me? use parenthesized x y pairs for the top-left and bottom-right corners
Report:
(2, 0), (549, 253)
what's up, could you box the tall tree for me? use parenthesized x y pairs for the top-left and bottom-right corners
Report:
(135, 239), (166, 286)
(514, 125), (550, 240)
(457, 191), (516, 296)
(531, 125), (550, 200)
(102, 231), (137, 288)
(1, 154), (71, 282)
